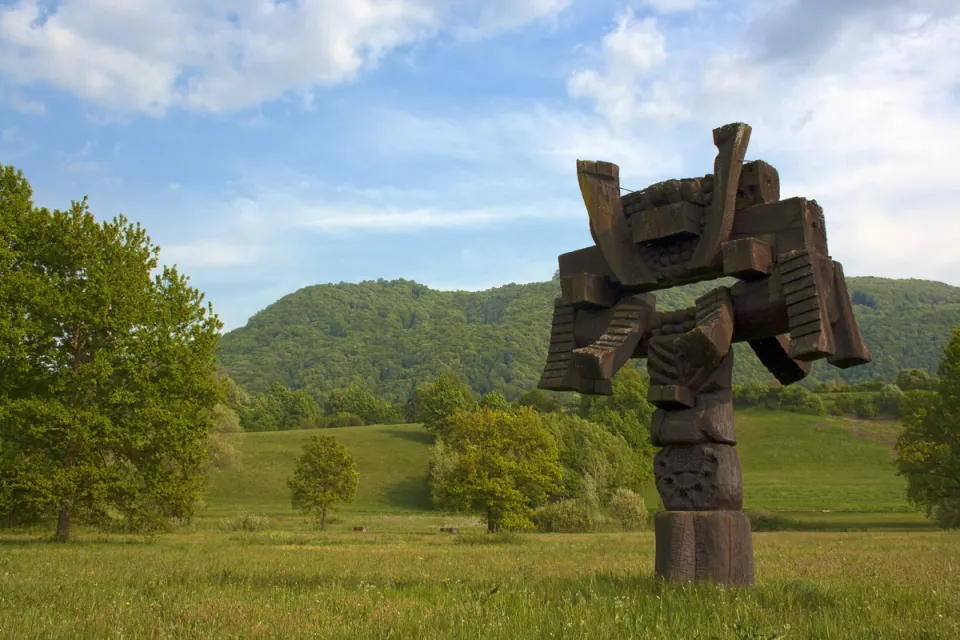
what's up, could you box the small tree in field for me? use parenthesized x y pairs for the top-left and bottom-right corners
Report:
(895, 326), (960, 529)
(429, 406), (562, 532)
(287, 435), (359, 530)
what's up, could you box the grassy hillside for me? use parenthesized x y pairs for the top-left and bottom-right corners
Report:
(203, 410), (922, 528)
(206, 424), (433, 518)
(217, 276), (960, 402)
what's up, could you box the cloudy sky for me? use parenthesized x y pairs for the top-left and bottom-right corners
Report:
(1, 0), (957, 330)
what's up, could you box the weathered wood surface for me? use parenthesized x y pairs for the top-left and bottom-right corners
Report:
(655, 511), (754, 586)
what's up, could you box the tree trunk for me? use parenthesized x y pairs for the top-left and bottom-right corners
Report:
(320, 507), (327, 531)
(56, 502), (72, 543)
(487, 508), (496, 533)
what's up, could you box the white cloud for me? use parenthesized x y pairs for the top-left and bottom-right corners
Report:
(1, 85), (45, 114)
(565, 5), (960, 283)
(161, 241), (266, 269)
(0, 0), (573, 115)
(567, 9), (684, 129)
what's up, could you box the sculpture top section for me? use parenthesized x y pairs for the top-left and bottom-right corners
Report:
(540, 122), (871, 396)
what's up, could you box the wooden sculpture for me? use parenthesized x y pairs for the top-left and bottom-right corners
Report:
(539, 122), (871, 586)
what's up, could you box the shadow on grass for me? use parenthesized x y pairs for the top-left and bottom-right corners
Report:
(384, 428), (435, 445)
(383, 475), (433, 511)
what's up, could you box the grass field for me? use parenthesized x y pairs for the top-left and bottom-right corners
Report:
(2, 409), (956, 638)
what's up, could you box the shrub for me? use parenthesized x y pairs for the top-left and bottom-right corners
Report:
(877, 384), (904, 418)
(326, 412), (364, 428)
(852, 396), (878, 419)
(533, 499), (595, 533)
(609, 488), (647, 531)
(219, 514), (271, 532)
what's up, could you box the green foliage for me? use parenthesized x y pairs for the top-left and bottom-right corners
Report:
(287, 434), (359, 529)
(608, 488), (647, 531)
(513, 388), (562, 413)
(206, 404), (242, 474)
(579, 366), (656, 461)
(734, 383), (824, 415)
(0, 165), (222, 540)
(218, 513), (271, 532)
(532, 499), (595, 533)
(411, 371), (475, 436)
(895, 327), (960, 529)
(429, 407), (562, 532)
(896, 368), (939, 392)
(238, 382), (323, 431)
(325, 412), (365, 428)
(479, 391), (510, 412)
(325, 385), (397, 425)
(540, 412), (644, 503)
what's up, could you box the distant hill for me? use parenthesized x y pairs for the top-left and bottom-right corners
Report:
(217, 276), (960, 402)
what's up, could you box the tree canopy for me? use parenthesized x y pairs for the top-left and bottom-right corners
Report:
(0, 165), (222, 541)
(429, 406), (562, 532)
(287, 434), (359, 530)
(895, 326), (960, 529)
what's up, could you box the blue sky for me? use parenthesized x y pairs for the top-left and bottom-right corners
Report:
(1, 0), (958, 331)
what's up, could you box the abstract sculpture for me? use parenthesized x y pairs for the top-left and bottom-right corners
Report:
(538, 122), (871, 586)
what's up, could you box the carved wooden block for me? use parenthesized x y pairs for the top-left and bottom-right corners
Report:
(648, 384), (696, 410)
(654, 444), (743, 511)
(655, 511), (754, 586)
(722, 238), (773, 280)
(779, 250), (836, 361)
(827, 261), (872, 369)
(632, 201), (704, 245)
(748, 334), (811, 385)
(538, 300), (577, 391)
(573, 294), (654, 380)
(650, 393), (736, 446)
(577, 160), (658, 287)
(730, 197), (828, 259)
(688, 123), (751, 271)
(560, 273), (618, 309)
(735, 160), (780, 210)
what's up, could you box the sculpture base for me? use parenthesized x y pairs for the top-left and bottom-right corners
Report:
(654, 510), (754, 586)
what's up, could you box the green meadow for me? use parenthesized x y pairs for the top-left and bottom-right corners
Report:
(2, 409), (958, 639)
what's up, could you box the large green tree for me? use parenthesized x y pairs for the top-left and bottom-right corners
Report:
(409, 371), (475, 436)
(287, 434), (359, 529)
(429, 406), (562, 532)
(895, 327), (960, 529)
(0, 166), (222, 541)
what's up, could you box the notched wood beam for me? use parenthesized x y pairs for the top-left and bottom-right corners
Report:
(722, 238), (773, 281)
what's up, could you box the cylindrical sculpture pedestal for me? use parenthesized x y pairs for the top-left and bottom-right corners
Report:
(654, 510), (754, 585)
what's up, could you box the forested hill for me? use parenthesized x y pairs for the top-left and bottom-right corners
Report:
(217, 276), (960, 402)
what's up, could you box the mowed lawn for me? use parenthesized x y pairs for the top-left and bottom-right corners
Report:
(2, 409), (956, 639)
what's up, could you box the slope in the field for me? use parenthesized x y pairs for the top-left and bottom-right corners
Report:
(204, 411), (913, 520)
(205, 423), (433, 518)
